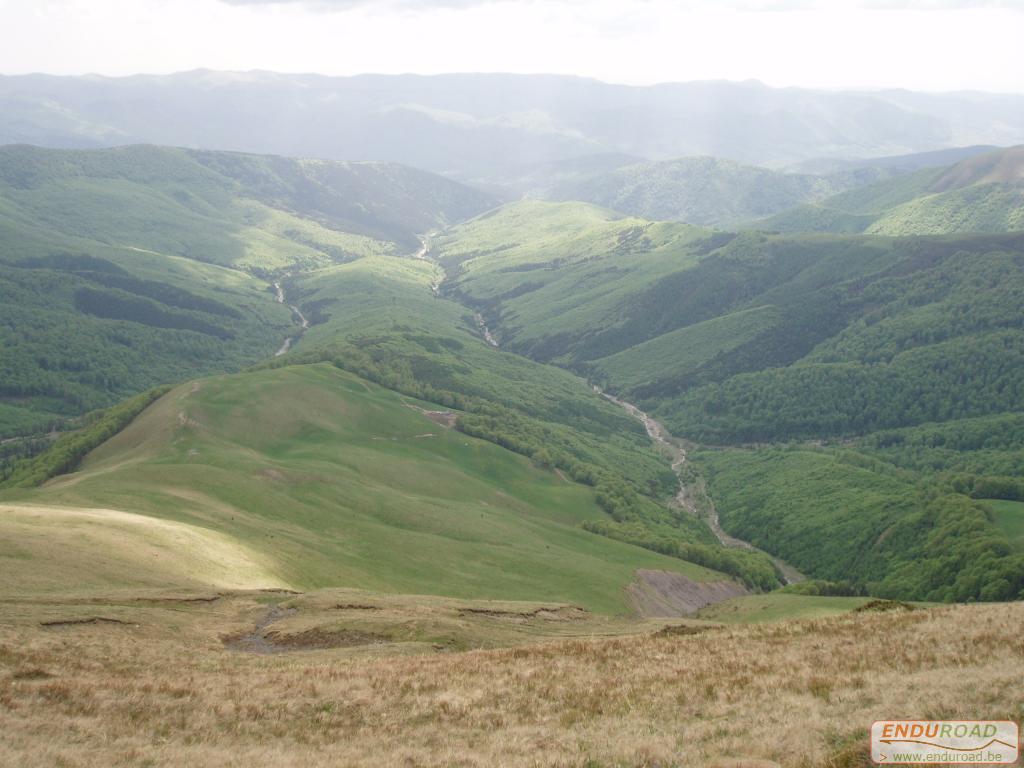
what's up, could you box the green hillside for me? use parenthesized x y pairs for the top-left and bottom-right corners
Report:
(434, 199), (712, 360)
(545, 155), (881, 227)
(0, 144), (496, 439)
(988, 500), (1024, 551)
(4, 147), (1022, 608)
(259, 247), (781, 590)
(1, 164), (781, 599)
(437, 204), (1024, 443)
(0, 363), (719, 612)
(763, 145), (1024, 235)
(433, 200), (1024, 600)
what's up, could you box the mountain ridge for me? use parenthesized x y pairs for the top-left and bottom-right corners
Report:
(762, 145), (1024, 235)
(4, 71), (1024, 183)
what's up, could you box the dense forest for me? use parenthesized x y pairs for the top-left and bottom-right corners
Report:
(696, 446), (1024, 601)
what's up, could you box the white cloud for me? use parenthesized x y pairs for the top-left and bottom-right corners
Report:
(0, 0), (1021, 91)
(214, 0), (1024, 9)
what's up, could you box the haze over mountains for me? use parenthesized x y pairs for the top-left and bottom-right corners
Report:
(4, 71), (1024, 185)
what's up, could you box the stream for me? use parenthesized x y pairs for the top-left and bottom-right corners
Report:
(273, 280), (310, 357)
(414, 234), (496, 345)
(410, 235), (801, 584)
(596, 387), (803, 585)
(474, 312), (499, 347)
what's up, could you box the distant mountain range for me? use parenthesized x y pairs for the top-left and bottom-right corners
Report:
(3, 71), (1024, 184)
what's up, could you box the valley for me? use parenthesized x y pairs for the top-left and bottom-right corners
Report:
(4, 143), (1023, 605)
(0, 138), (1021, 767)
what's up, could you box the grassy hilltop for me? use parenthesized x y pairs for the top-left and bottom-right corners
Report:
(2, 363), (720, 612)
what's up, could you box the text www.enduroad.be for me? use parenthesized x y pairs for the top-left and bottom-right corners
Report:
(892, 750), (1006, 763)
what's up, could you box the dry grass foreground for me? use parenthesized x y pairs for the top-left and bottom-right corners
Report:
(0, 595), (1022, 768)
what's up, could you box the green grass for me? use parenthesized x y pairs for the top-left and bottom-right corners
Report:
(696, 593), (872, 624)
(591, 305), (779, 392)
(0, 363), (718, 613)
(278, 249), (678, 497)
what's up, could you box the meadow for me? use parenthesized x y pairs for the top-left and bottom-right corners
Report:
(0, 593), (1019, 767)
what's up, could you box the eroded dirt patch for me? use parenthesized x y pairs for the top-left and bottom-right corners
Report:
(223, 603), (391, 653)
(222, 606), (298, 654)
(456, 605), (589, 623)
(265, 628), (391, 650)
(654, 624), (715, 638)
(41, 617), (131, 628)
(404, 404), (458, 428)
(134, 594), (222, 605)
(627, 569), (749, 617)
(853, 599), (916, 613)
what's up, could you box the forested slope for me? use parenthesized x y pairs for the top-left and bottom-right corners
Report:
(0, 144), (495, 438)
(763, 145), (1024, 235)
(543, 156), (885, 227)
(435, 201), (1024, 600)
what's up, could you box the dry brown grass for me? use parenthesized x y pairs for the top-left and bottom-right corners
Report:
(0, 594), (1021, 768)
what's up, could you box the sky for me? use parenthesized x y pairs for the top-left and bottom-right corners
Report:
(0, 0), (1022, 92)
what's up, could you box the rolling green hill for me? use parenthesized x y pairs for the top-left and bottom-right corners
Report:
(0, 363), (720, 612)
(0, 144), (496, 438)
(256, 246), (781, 591)
(763, 145), (1024, 235)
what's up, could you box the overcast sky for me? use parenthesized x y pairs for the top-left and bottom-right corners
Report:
(0, 0), (1022, 92)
